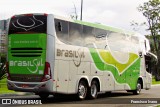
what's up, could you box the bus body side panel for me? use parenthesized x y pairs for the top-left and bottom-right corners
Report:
(89, 48), (141, 91)
(68, 60), (78, 93)
(46, 14), (55, 92)
(55, 43), (83, 94)
(53, 17), (152, 94)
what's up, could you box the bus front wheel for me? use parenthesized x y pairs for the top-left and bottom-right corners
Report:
(133, 80), (141, 95)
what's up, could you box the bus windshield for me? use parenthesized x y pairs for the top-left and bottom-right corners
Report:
(9, 15), (47, 34)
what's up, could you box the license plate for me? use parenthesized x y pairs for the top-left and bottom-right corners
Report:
(21, 84), (29, 88)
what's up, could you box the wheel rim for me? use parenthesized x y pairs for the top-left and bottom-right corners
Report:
(78, 84), (86, 99)
(137, 83), (141, 94)
(91, 84), (97, 97)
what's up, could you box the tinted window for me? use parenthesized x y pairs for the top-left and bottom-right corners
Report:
(83, 25), (95, 48)
(129, 36), (139, 53)
(9, 15), (47, 34)
(55, 19), (69, 43)
(94, 28), (107, 49)
(107, 32), (127, 52)
(69, 22), (83, 46)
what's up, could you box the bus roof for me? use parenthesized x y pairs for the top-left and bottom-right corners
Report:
(11, 13), (143, 38)
(74, 20), (135, 35)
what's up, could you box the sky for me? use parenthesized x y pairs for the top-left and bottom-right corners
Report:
(0, 0), (149, 35)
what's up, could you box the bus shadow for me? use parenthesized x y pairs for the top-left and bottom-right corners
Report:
(40, 91), (135, 104)
(1, 91), (137, 106)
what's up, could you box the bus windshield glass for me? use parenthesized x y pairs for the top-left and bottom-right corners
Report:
(9, 15), (47, 34)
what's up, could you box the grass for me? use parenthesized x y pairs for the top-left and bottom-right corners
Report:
(152, 76), (160, 85)
(0, 78), (15, 94)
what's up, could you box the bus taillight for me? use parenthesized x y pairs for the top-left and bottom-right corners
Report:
(11, 16), (16, 19)
(41, 62), (51, 82)
(24, 14), (33, 16)
(6, 62), (11, 80)
(44, 13), (48, 16)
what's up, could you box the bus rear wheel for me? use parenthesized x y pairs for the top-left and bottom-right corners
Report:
(77, 81), (88, 100)
(88, 81), (98, 99)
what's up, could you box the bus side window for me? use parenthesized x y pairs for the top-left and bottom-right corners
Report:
(58, 22), (62, 31)
(130, 36), (139, 54)
(83, 25), (95, 48)
(54, 19), (69, 43)
(69, 22), (83, 46)
(94, 28), (107, 49)
(107, 32), (127, 52)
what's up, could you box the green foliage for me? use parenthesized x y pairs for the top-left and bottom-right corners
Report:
(138, 0), (160, 80)
(146, 35), (157, 54)
(0, 56), (6, 80)
(0, 78), (15, 94)
(138, 0), (160, 52)
(152, 76), (160, 84)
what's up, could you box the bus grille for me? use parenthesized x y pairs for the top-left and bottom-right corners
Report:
(10, 74), (42, 82)
(11, 48), (42, 57)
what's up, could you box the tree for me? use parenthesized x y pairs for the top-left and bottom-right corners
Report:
(138, 0), (160, 80)
(0, 55), (6, 80)
(130, 21), (146, 32)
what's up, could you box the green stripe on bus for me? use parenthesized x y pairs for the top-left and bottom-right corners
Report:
(89, 48), (140, 89)
(74, 20), (134, 35)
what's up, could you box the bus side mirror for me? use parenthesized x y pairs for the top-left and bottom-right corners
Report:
(58, 22), (62, 31)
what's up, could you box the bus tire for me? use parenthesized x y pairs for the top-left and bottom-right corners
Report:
(133, 80), (141, 95)
(88, 81), (98, 99)
(38, 93), (49, 99)
(77, 80), (88, 100)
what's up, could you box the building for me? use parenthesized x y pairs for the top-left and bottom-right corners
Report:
(0, 20), (7, 65)
(0, 30), (7, 53)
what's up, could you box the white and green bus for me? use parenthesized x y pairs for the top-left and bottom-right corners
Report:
(6, 13), (152, 100)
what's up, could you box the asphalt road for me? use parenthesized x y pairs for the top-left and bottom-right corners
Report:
(1, 85), (160, 107)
